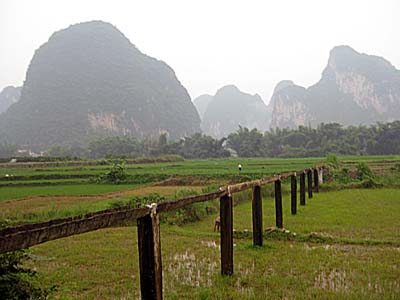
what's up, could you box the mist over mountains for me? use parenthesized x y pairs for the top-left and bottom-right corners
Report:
(193, 94), (213, 120)
(194, 85), (270, 138)
(270, 46), (400, 128)
(196, 46), (400, 136)
(0, 21), (200, 150)
(1, 20), (399, 150)
(0, 86), (21, 114)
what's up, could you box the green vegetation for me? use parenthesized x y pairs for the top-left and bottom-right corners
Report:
(2, 121), (400, 159)
(229, 121), (400, 157)
(0, 156), (399, 299)
(0, 221), (54, 299)
(25, 188), (400, 299)
(87, 136), (143, 159)
(48, 120), (400, 158)
(227, 126), (265, 157)
(0, 250), (53, 300)
(1, 155), (399, 191)
(0, 157), (325, 192)
(94, 161), (128, 184)
(0, 184), (138, 202)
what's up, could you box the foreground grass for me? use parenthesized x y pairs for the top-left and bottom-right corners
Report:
(241, 188), (400, 241)
(29, 228), (400, 300)
(181, 188), (400, 242)
(27, 188), (400, 299)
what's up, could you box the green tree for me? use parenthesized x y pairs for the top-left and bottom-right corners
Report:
(88, 136), (143, 158)
(227, 127), (266, 157)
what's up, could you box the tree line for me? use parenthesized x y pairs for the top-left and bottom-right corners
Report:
(228, 121), (400, 157)
(1, 121), (400, 159)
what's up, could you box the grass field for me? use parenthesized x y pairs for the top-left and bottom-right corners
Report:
(1, 156), (400, 299)
(0, 185), (203, 224)
(1, 155), (399, 184)
(26, 188), (400, 300)
(0, 184), (139, 202)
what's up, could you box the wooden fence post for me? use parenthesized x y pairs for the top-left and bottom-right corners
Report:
(137, 204), (162, 300)
(307, 169), (313, 199)
(275, 180), (283, 228)
(252, 185), (263, 246)
(300, 172), (306, 206)
(313, 168), (319, 193)
(318, 167), (324, 184)
(220, 194), (233, 276)
(291, 175), (297, 215)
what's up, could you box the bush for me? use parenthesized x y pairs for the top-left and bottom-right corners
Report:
(0, 250), (54, 300)
(355, 162), (374, 181)
(96, 161), (128, 184)
(333, 167), (352, 184)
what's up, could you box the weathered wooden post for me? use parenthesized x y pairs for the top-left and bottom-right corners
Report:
(307, 169), (313, 199)
(291, 174), (297, 215)
(220, 194), (233, 276)
(137, 203), (162, 300)
(252, 185), (263, 246)
(300, 172), (306, 205)
(275, 179), (283, 228)
(318, 167), (324, 184)
(313, 168), (319, 193)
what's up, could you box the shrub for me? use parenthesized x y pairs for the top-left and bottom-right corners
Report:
(96, 161), (128, 184)
(0, 250), (54, 300)
(355, 162), (374, 181)
(333, 167), (352, 184)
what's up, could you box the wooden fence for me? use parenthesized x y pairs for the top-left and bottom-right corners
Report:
(0, 166), (324, 300)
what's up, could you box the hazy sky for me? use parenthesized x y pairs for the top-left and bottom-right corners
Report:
(1, 0), (398, 104)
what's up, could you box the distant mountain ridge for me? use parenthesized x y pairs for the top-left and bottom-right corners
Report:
(193, 94), (213, 119)
(196, 85), (270, 138)
(270, 46), (400, 128)
(0, 86), (21, 114)
(0, 21), (200, 149)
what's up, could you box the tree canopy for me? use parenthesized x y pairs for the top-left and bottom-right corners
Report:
(2, 121), (400, 159)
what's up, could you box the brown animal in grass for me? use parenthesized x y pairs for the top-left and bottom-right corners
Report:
(214, 216), (221, 232)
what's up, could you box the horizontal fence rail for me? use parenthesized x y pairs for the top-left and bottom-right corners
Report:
(0, 166), (323, 254)
(0, 207), (150, 253)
